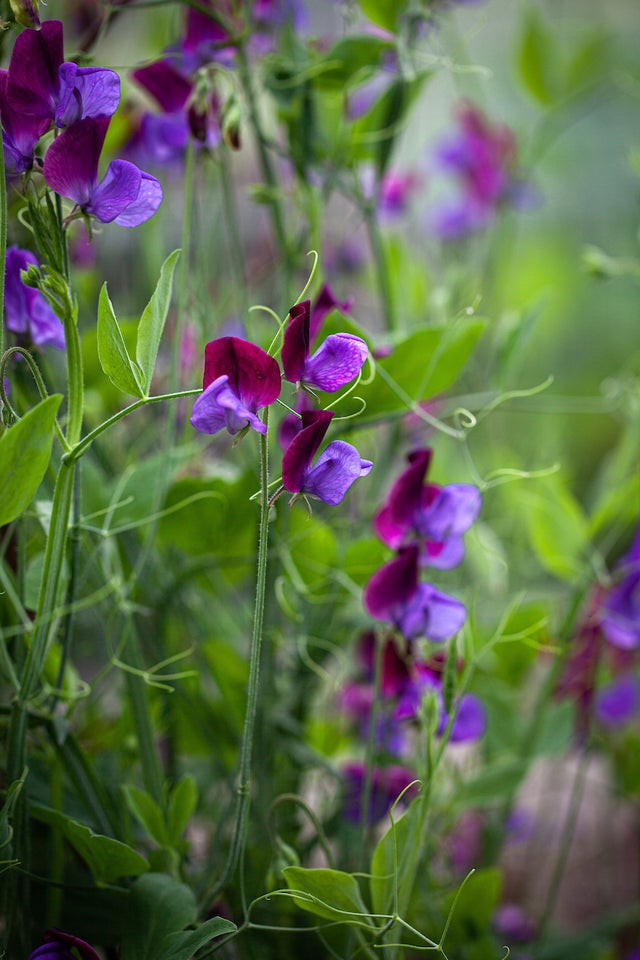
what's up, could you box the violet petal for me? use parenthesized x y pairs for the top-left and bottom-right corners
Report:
(131, 60), (192, 114)
(303, 332), (368, 392)
(595, 674), (640, 728)
(203, 337), (281, 409)
(396, 582), (466, 643)
(302, 440), (372, 505)
(113, 170), (164, 227)
(190, 375), (267, 436)
(56, 63), (120, 127)
(86, 159), (142, 222)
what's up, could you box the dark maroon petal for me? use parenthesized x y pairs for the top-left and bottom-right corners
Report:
(202, 337), (281, 408)
(363, 545), (419, 620)
(385, 448), (432, 530)
(309, 284), (353, 341)
(131, 60), (192, 114)
(282, 409), (333, 493)
(42, 930), (101, 960)
(43, 117), (108, 206)
(7, 20), (64, 118)
(0, 69), (49, 160)
(281, 300), (311, 383)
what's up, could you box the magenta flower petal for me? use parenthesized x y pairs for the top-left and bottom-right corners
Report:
(303, 333), (369, 392)
(190, 375), (268, 436)
(397, 582), (466, 643)
(281, 299), (310, 384)
(113, 171), (163, 227)
(282, 409), (333, 493)
(6, 19), (63, 118)
(56, 63), (120, 127)
(364, 545), (420, 621)
(376, 448), (432, 538)
(203, 336), (282, 408)
(131, 59), (192, 114)
(303, 440), (372, 505)
(43, 117), (107, 205)
(309, 283), (353, 340)
(0, 69), (49, 174)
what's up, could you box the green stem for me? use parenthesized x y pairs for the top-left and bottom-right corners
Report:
(218, 146), (250, 322)
(363, 203), (396, 334)
(124, 620), (165, 804)
(359, 630), (385, 862)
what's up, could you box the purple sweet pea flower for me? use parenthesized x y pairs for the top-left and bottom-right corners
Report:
(341, 762), (417, 825)
(5, 20), (120, 129)
(595, 674), (640, 729)
(492, 905), (536, 944)
(43, 117), (163, 227)
(374, 449), (481, 568)
(190, 336), (281, 437)
(281, 409), (372, 505)
(182, 1), (236, 70)
(309, 284), (354, 341)
(29, 930), (101, 960)
(131, 59), (192, 114)
(0, 69), (49, 176)
(394, 667), (485, 742)
(4, 246), (65, 350)
(364, 544), (466, 642)
(282, 299), (368, 392)
(601, 524), (640, 649)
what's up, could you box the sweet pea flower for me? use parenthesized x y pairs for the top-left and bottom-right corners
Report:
(374, 449), (481, 568)
(282, 299), (368, 392)
(4, 246), (65, 350)
(43, 117), (163, 227)
(5, 20), (120, 129)
(364, 544), (466, 642)
(341, 762), (417, 825)
(29, 930), (101, 960)
(595, 674), (640, 729)
(190, 336), (281, 437)
(0, 70), (49, 176)
(601, 523), (640, 649)
(281, 409), (372, 505)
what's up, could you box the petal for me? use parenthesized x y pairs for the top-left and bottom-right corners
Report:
(420, 536), (466, 570)
(43, 117), (108, 206)
(25, 290), (65, 349)
(302, 333), (368, 392)
(282, 409), (333, 493)
(396, 582), (466, 643)
(281, 299), (310, 384)
(448, 693), (486, 742)
(302, 440), (372, 505)
(203, 337), (281, 408)
(601, 572), (640, 650)
(595, 674), (640, 729)
(4, 246), (36, 334)
(309, 283), (353, 341)
(42, 930), (101, 960)
(373, 503), (406, 550)
(417, 483), (482, 541)
(364, 545), (419, 621)
(131, 59), (192, 113)
(113, 170), (163, 227)
(190, 375), (267, 436)
(87, 159), (141, 222)
(0, 69), (49, 158)
(6, 19), (63, 118)
(56, 64), (120, 127)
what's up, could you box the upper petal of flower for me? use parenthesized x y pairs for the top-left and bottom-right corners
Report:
(281, 299), (311, 384)
(364, 545), (420, 622)
(131, 59), (192, 114)
(282, 409), (333, 493)
(303, 333), (368, 392)
(113, 171), (164, 227)
(309, 284), (353, 340)
(55, 63), (121, 127)
(6, 19), (64, 118)
(203, 337), (281, 409)
(0, 69), (49, 169)
(302, 440), (372, 505)
(43, 116), (108, 206)
(376, 448), (432, 541)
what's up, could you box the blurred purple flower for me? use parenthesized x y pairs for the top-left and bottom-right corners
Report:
(309, 283), (354, 340)
(43, 117), (163, 227)
(364, 544), (466, 642)
(182, 1), (236, 70)
(601, 524), (640, 649)
(394, 665), (485, 742)
(127, 111), (190, 168)
(595, 673), (640, 729)
(492, 904), (536, 943)
(0, 70), (49, 176)
(4, 246), (64, 350)
(341, 762), (416, 824)
(190, 336), (281, 437)
(282, 299), (368, 392)
(5, 20), (119, 128)
(29, 930), (101, 960)
(131, 59), (192, 114)
(281, 409), (372, 505)
(374, 448), (481, 568)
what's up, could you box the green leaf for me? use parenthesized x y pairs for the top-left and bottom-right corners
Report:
(517, 11), (559, 104)
(370, 798), (423, 916)
(136, 249), (180, 394)
(121, 873), (197, 960)
(357, 320), (485, 424)
(0, 394), (62, 527)
(283, 866), (374, 926)
(523, 475), (590, 581)
(358, 0), (408, 33)
(167, 776), (198, 846)
(97, 284), (145, 398)
(31, 804), (149, 883)
(159, 917), (237, 960)
(313, 35), (393, 90)
(124, 785), (169, 847)
(350, 75), (429, 175)
(441, 868), (502, 948)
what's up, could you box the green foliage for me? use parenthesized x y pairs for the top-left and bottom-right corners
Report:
(522, 474), (590, 581)
(283, 866), (374, 926)
(135, 249), (180, 394)
(358, 0), (408, 33)
(0, 394), (62, 527)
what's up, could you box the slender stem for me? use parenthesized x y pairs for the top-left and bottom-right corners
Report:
(0, 136), (7, 381)
(124, 620), (165, 804)
(359, 631), (385, 862)
(363, 203), (396, 334)
(218, 146), (250, 322)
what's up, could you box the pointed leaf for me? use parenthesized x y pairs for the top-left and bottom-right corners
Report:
(159, 917), (237, 960)
(97, 283), (144, 397)
(358, 0), (407, 33)
(167, 775), (198, 846)
(0, 394), (62, 526)
(121, 873), (197, 960)
(136, 249), (180, 394)
(124, 785), (169, 847)
(283, 866), (374, 927)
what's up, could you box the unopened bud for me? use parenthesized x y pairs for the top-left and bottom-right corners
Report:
(222, 98), (242, 151)
(9, 0), (40, 29)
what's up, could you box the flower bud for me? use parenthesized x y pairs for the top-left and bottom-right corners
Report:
(9, 0), (40, 29)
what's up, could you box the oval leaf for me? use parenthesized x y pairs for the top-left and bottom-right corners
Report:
(136, 249), (180, 394)
(0, 394), (62, 527)
(283, 866), (374, 927)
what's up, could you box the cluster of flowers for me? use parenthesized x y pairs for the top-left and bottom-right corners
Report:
(0, 19), (162, 227)
(190, 290), (372, 507)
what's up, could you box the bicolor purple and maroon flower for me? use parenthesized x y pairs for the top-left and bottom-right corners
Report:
(281, 409), (372, 506)
(190, 336), (281, 438)
(282, 299), (368, 392)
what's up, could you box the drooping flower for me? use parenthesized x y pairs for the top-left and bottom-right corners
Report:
(190, 336), (281, 437)
(29, 930), (101, 960)
(0, 70), (49, 176)
(374, 448), (481, 568)
(600, 523), (640, 650)
(364, 544), (466, 642)
(282, 299), (368, 392)
(281, 409), (372, 505)
(4, 246), (65, 350)
(43, 117), (163, 227)
(5, 20), (120, 129)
